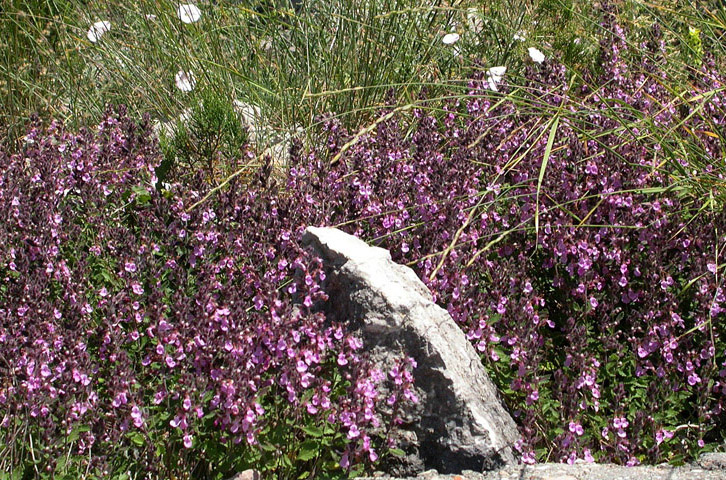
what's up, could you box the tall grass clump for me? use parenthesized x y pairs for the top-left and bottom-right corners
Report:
(1, 0), (495, 150)
(1, 0), (623, 151)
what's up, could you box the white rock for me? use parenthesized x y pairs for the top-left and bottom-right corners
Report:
(302, 227), (520, 475)
(226, 469), (260, 480)
(87, 20), (111, 43)
(177, 3), (201, 24)
(699, 452), (726, 470)
(528, 47), (545, 64)
(486, 66), (507, 91)
(442, 32), (460, 45)
(174, 70), (196, 92)
(466, 9), (484, 34)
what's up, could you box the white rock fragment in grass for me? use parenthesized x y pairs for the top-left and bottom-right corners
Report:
(528, 46), (546, 64)
(174, 70), (196, 92)
(87, 20), (111, 43)
(177, 4), (202, 24)
(442, 32), (460, 45)
(466, 8), (484, 34)
(486, 65), (507, 91)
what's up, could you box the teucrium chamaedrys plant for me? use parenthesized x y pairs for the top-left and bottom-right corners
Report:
(2, 7), (726, 479)
(277, 14), (725, 467)
(0, 106), (417, 479)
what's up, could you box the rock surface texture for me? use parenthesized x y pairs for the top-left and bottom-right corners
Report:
(302, 226), (520, 476)
(354, 453), (726, 480)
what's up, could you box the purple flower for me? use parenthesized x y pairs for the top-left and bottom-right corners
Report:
(131, 406), (144, 427)
(347, 424), (360, 439)
(584, 449), (595, 463)
(112, 392), (128, 408)
(589, 296), (598, 309)
(521, 451), (536, 464)
(165, 356), (176, 368)
(569, 421), (584, 436)
(337, 352), (348, 366)
(613, 416), (629, 429)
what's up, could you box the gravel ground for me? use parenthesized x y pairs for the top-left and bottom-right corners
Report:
(355, 454), (726, 480)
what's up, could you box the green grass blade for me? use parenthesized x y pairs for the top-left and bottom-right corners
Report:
(535, 115), (560, 237)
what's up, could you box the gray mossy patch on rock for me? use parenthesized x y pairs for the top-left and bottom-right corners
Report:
(302, 226), (520, 476)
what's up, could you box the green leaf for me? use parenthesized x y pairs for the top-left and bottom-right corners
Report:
(488, 313), (502, 325)
(100, 269), (114, 284)
(297, 440), (319, 461)
(535, 115), (560, 236)
(346, 464), (364, 478)
(301, 425), (324, 437)
(260, 442), (278, 452)
(66, 424), (90, 444)
(127, 431), (145, 447)
(54, 452), (68, 473)
(154, 440), (166, 458)
(388, 448), (406, 457)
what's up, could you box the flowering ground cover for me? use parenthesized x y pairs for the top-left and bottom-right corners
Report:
(0, 108), (420, 479)
(1, 0), (726, 479)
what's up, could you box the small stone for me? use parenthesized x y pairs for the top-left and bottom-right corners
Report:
(226, 469), (261, 480)
(699, 452), (726, 470)
(418, 469), (439, 478)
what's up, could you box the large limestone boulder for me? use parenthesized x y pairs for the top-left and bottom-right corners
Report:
(302, 226), (520, 475)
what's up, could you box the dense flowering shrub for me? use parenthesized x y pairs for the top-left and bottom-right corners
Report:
(0, 108), (417, 479)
